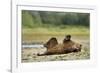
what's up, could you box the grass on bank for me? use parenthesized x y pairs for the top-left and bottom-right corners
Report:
(22, 25), (89, 36)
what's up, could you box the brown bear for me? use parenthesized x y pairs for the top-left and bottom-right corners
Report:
(38, 35), (82, 56)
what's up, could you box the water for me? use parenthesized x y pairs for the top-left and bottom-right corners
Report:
(22, 44), (44, 49)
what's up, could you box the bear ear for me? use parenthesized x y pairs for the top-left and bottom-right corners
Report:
(65, 34), (71, 41)
(65, 35), (71, 38)
(67, 34), (71, 38)
(80, 44), (82, 47)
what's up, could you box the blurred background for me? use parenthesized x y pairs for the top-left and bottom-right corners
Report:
(22, 10), (90, 44)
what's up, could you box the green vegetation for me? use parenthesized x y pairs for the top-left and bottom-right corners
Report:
(22, 10), (90, 42)
(23, 25), (89, 35)
(22, 10), (90, 28)
(22, 25), (89, 42)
